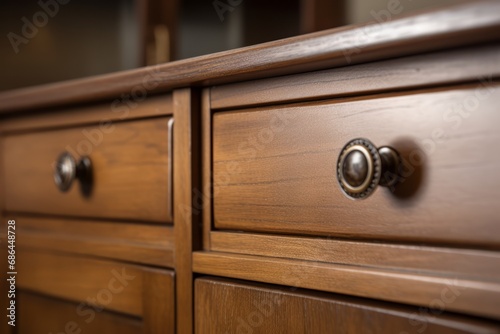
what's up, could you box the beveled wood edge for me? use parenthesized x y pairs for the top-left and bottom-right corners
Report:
(173, 88), (202, 334)
(202, 88), (212, 251)
(195, 276), (500, 331)
(18, 248), (146, 317)
(0, 94), (173, 134)
(210, 231), (500, 281)
(15, 215), (175, 267)
(1, 1), (500, 113)
(142, 268), (176, 333)
(211, 43), (500, 110)
(192, 251), (500, 320)
(15, 215), (174, 247)
(19, 233), (174, 268)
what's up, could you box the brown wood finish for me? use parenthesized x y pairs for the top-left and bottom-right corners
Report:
(195, 277), (500, 334)
(18, 249), (175, 333)
(212, 85), (500, 247)
(3, 117), (173, 223)
(193, 252), (500, 320)
(15, 215), (174, 267)
(202, 89), (212, 251)
(173, 88), (201, 334)
(143, 267), (176, 333)
(18, 249), (144, 316)
(0, 93), (173, 134)
(211, 43), (500, 110)
(1, 3), (500, 333)
(0, 1), (499, 113)
(210, 232), (500, 281)
(18, 292), (143, 334)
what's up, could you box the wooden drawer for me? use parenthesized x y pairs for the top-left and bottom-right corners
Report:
(212, 85), (500, 247)
(19, 292), (142, 334)
(195, 277), (500, 334)
(18, 249), (175, 334)
(3, 117), (173, 223)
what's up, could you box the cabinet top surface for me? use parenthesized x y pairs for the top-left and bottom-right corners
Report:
(0, 0), (499, 114)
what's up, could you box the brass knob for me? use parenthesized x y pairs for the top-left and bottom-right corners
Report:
(54, 152), (92, 192)
(337, 138), (401, 199)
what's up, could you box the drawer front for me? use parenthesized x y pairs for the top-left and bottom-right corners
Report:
(195, 278), (500, 334)
(212, 85), (500, 246)
(3, 117), (173, 223)
(18, 249), (175, 334)
(18, 292), (142, 334)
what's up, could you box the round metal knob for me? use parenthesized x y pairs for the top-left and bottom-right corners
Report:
(54, 152), (92, 192)
(337, 138), (401, 199)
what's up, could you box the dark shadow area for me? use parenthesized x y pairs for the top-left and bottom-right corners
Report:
(77, 156), (94, 198)
(386, 137), (427, 204)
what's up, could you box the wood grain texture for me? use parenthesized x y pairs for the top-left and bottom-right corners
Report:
(18, 291), (143, 334)
(212, 85), (500, 247)
(0, 93), (173, 134)
(193, 252), (500, 320)
(17, 249), (175, 331)
(18, 249), (144, 316)
(1, 1), (500, 113)
(211, 43), (500, 110)
(173, 88), (202, 334)
(195, 277), (500, 334)
(210, 232), (500, 281)
(202, 89), (212, 251)
(15, 215), (174, 267)
(143, 268), (176, 334)
(3, 117), (172, 223)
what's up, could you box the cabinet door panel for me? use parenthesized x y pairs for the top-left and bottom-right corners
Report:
(18, 292), (143, 334)
(195, 277), (500, 334)
(17, 249), (175, 334)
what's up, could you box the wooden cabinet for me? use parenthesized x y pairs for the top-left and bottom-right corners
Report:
(195, 1), (500, 326)
(195, 277), (500, 334)
(1, 2), (500, 333)
(0, 94), (181, 333)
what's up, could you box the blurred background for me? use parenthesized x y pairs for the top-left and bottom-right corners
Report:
(0, 0), (459, 92)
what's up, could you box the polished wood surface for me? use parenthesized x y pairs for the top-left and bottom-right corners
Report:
(0, 94), (173, 134)
(193, 252), (500, 320)
(143, 267), (176, 334)
(209, 231), (500, 281)
(212, 85), (500, 247)
(18, 249), (144, 316)
(173, 88), (202, 334)
(195, 277), (500, 333)
(1, 3), (500, 333)
(211, 43), (500, 110)
(18, 292), (143, 334)
(4, 117), (173, 223)
(15, 215), (174, 267)
(0, 1), (499, 113)
(202, 89), (212, 251)
(18, 249), (175, 333)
